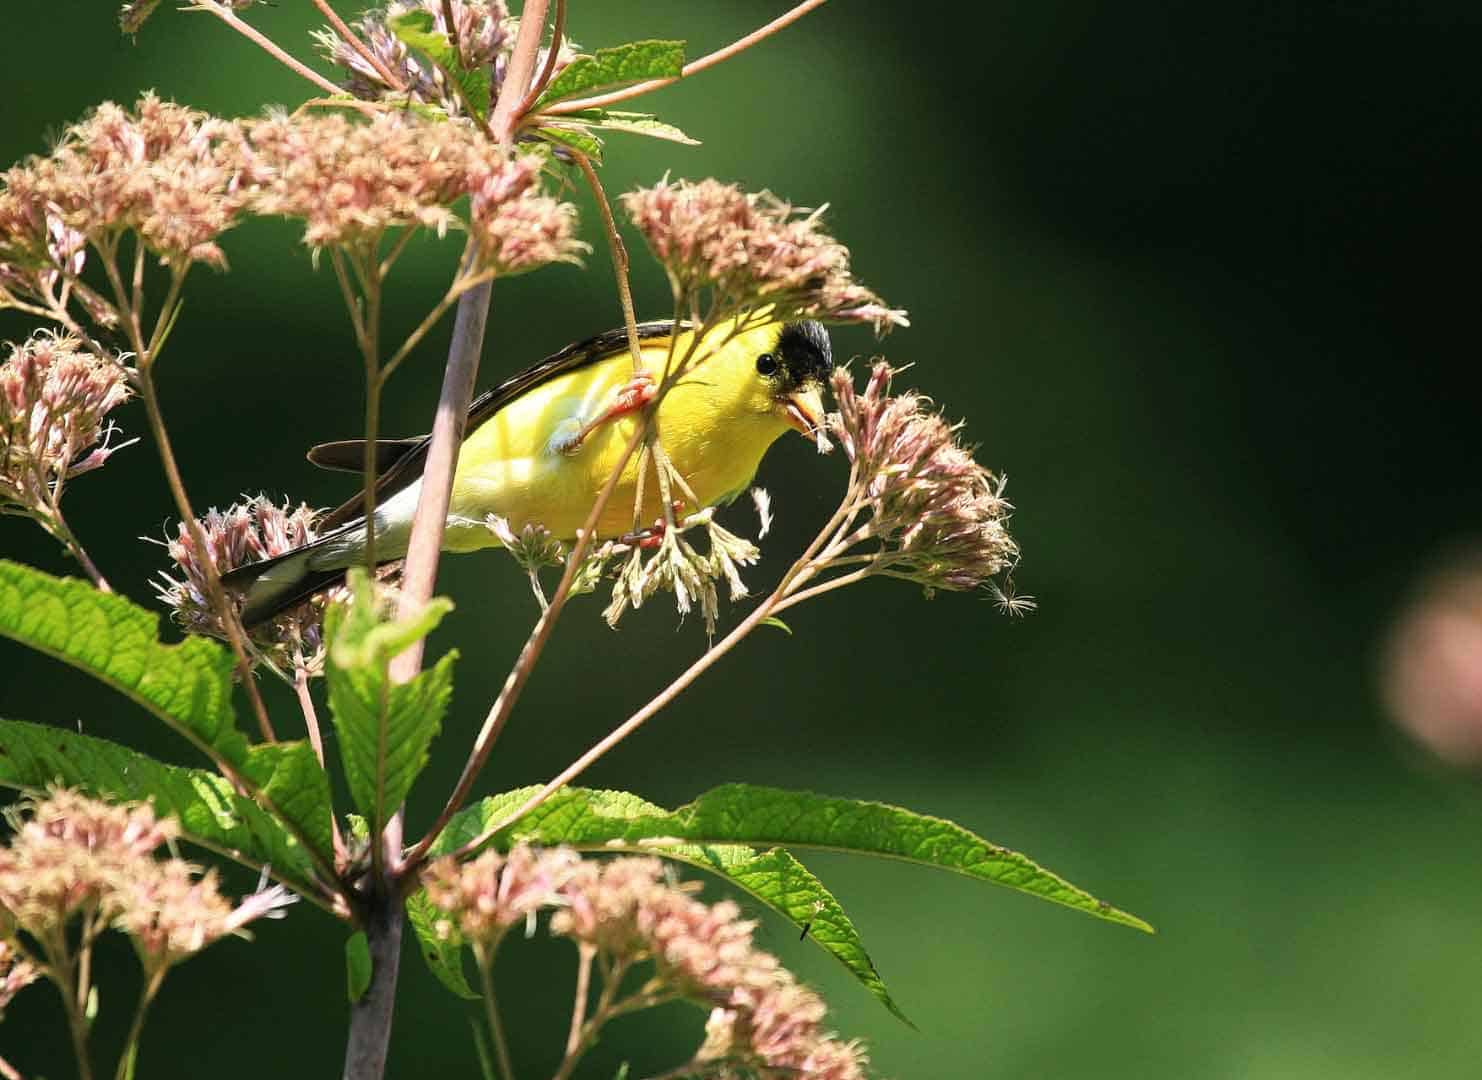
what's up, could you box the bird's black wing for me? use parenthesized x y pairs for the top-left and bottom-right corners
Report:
(317, 320), (676, 529)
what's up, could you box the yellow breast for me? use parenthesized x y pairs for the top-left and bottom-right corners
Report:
(444, 323), (789, 546)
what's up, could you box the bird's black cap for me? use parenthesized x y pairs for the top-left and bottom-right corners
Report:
(776, 321), (832, 388)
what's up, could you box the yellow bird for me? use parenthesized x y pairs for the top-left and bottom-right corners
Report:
(227, 316), (831, 624)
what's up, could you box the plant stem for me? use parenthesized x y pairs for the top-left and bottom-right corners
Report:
(571, 151), (644, 370)
(195, 2), (345, 96)
(476, 949), (516, 1080)
(564, 944), (594, 1058)
(401, 423), (647, 874)
(490, 0), (550, 143)
(115, 965), (168, 1080)
(537, 0), (827, 116)
(385, 274), (490, 685)
(452, 568), (794, 858)
(44, 496), (111, 591)
(134, 371), (278, 743)
(341, 875), (405, 1080)
(311, 0), (406, 90)
(0, 1052), (21, 1080)
(515, 0), (567, 118)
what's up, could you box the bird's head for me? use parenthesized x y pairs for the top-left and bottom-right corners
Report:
(753, 320), (831, 441)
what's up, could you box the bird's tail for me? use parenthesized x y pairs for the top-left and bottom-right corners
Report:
(222, 520), (367, 628)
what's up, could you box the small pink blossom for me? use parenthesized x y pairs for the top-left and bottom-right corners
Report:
(621, 178), (907, 334)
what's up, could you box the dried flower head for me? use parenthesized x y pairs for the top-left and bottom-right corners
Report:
(0, 789), (176, 935)
(0, 790), (291, 972)
(465, 154), (588, 274)
(241, 111), (479, 248)
(549, 855), (870, 1078)
(113, 860), (295, 969)
(151, 495), (337, 672)
(0, 331), (134, 526)
(315, 1), (512, 115)
(0, 93), (250, 287)
(828, 361), (1031, 611)
(621, 178), (908, 334)
(422, 846), (582, 946)
(594, 507), (762, 636)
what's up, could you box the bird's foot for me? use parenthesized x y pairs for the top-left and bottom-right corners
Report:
(550, 372), (658, 455)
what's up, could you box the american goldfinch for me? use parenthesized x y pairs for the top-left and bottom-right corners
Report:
(228, 316), (831, 623)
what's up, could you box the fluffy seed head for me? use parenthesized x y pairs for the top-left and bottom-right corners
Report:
(151, 495), (335, 670)
(621, 178), (907, 334)
(0, 331), (134, 520)
(0, 94), (250, 280)
(829, 361), (1030, 609)
(422, 846), (583, 946)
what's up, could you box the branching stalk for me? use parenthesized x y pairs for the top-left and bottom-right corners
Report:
(190, 2), (345, 96)
(536, 0), (828, 116)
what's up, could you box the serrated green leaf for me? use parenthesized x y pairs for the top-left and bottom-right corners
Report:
(0, 718), (321, 896)
(670, 784), (1155, 934)
(433, 787), (908, 1021)
(346, 932), (373, 1002)
(407, 888), (479, 999)
(387, 9), (492, 120)
(326, 577), (455, 838)
(535, 40), (686, 107)
(581, 110), (700, 146)
(0, 562), (335, 873)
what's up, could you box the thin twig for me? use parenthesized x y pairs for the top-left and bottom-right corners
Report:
(192, 2), (345, 96)
(114, 965), (167, 1080)
(564, 943), (594, 1059)
(401, 422), (648, 874)
(476, 949), (516, 1080)
(451, 567), (796, 860)
(537, 0), (827, 116)
(571, 151), (644, 371)
(0, 1051), (22, 1080)
(311, 0), (406, 90)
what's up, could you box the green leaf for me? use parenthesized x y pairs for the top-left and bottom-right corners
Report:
(387, 9), (492, 120)
(346, 932), (372, 1002)
(670, 784), (1155, 934)
(563, 108), (700, 146)
(535, 40), (686, 107)
(760, 616), (793, 635)
(0, 718), (320, 895)
(434, 787), (908, 1021)
(0, 561), (335, 870)
(325, 574), (455, 839)
(407, 888), (479, 999)
(533, 125), (605, 162)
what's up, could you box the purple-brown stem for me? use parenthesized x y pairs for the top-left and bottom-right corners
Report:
(311, 0), (406, 91)
(195, 2), (344, 96)
(343, 6), (556, 1077)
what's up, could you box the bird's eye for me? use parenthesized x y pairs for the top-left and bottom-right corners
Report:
(755, 352), (779, 376)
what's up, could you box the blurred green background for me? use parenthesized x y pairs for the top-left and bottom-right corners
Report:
(4, 2), (1482, 1077)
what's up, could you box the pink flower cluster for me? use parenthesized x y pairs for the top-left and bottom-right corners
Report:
(237, 112), (584, 272)
(152, 495), (334, 668)
(0, 330), (133, 522)
(0, 92), (250, 285)
(621, 177), (907, 335)
(0, 789), (292, 973)
(422, 847), (871, 1077)
(830, 362), (1030, 608)
(0, 95), (586, 306)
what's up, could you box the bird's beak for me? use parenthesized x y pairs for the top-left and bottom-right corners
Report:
(781, 384), (826, 440)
